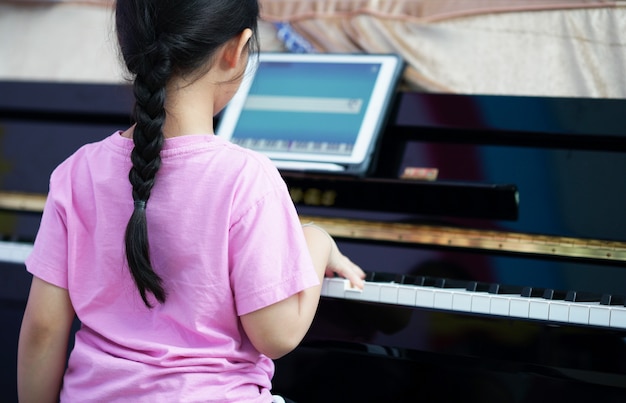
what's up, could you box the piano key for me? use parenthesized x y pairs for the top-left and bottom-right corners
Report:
(610, 307), (626, 329)
(490, 295), (512, 316)
(542, 289), (569, 322)
(542, 289), (567, 300)
(434, 278), (469, 289)
(600, 294), (626, 306)
(433, 283), (465, 311)
(397, 284), (417, 306)
(344, 284), (363, 300)
(368, 272), (398, 283)
(319, 276), (624, 330)
(561, 291), (605, 325)
(469, 292), (491, 314)
(432, 278), (470, 311)
(360, 272), (400, 303)
(325, 277), (351, 298)
(510, 288), (536, 318)
(320, 274), (330, 295)
(452, 284), (492, 313)
(589, 305), (611, 328)
(488, 283), (522, 317)
(0, 240), (33, 264)
(489, 283), (524, 295)
(379, 282), (400, 304)
(466, 281), (491, 292)
(568, 302), (596, 325)
(433, 291), (454, 310)
(360, 281), (382, 303)
(547, 301), (570, 323)
(528, 299), (550, 321)
(9, 245), (618, 332)
(452, 292), (472, 312)
(465, 281), (492, 314)
(565, 290), (603, 303)
(521, 286), (546, 298)
(415, 286), (435, 309)
(409, 276), (437, 287)
(517, 286), (549, 320)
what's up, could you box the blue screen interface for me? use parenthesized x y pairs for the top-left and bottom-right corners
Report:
(229, 61), (381, 156)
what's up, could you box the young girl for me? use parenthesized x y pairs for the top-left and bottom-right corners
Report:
(17, 1), (365, 401)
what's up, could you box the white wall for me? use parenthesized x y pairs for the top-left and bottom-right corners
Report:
(0, 3), (284, 84)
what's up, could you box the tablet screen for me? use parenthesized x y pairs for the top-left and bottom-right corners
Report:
(216, 52), (403, 174)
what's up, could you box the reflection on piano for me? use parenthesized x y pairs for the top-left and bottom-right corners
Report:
(274, 92), (626, 401)
(1, 82), (626, 402)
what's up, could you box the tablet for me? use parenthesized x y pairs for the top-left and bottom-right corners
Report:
(216, 52), (404, 175)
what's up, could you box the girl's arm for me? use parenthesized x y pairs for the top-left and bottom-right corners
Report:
(241, 224), (365, 359)
(18, 276), (75, 403)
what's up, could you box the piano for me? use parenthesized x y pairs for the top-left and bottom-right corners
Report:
(1, 81), (626, 402)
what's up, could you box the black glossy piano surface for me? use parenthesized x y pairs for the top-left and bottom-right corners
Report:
(0, 81), (131, 402)
(275, 93), (626, 401)
(1, 81), (626, 402)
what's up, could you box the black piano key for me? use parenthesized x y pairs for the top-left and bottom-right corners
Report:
(368, 272), (397, 283)
(488, 283), (524, 295)
(424, 276), (438, 287)
(565, 290), (603, 303)
(521, 286), (546, 298)
(434, 278), (469, 289)
(401, 275), (433, 286)
(404, 276), (433, 287)
(400, 274), (417, 285)
(600, 294), (626, 306)
(393, 274), (408, 284)
(466, 281), (491, 292)
(542, 289), (567, 300)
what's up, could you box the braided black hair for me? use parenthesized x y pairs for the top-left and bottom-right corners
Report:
(115, 0), (259, 307)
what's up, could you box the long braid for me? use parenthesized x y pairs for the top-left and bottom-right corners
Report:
(124, 40), (170, 307)
(116, 0), (260, 308)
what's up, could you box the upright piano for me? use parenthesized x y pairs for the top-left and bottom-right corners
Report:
(1, 81), (625, 402)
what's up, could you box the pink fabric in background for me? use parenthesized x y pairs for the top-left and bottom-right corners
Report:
(258, 0), (617, 22)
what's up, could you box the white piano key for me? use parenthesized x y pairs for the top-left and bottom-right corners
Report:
(319, 278), (624, 330)
(397, 285), (417, 306)
(589, 306), (611, 328)
(325, 278), (349, 298)
(360, 282), (381, 303)
(345, 287), (363, 301)
(490, 296), (511, 316)
(433, 290), (455, 310)
(548, 301), (570, 323)
(470, 293), (491, 314)
(609, 307), (626, 329)
(452, 292), (472, 312)
(415, 288), (435, 308)
(509, 298), (530, 318)
(379, 283), (399, 304)
(0, 240), (33, 264)
(529, 299), (550, 320)
(320, 276), (330, 296)
(568, 303), (593, 325)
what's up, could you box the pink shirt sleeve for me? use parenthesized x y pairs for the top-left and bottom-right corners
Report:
(25, 175), (70, 289)
(228, 171), (319, 316)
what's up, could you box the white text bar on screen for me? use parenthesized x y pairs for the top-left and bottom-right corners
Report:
(243, 95), (363, 114)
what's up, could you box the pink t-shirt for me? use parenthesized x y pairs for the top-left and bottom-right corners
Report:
(25, 132), (319, 402)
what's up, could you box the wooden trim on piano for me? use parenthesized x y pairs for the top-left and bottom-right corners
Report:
(299, 215), (626, 264)
(2, 191), (624, 263)
(0, 191), (46, 213)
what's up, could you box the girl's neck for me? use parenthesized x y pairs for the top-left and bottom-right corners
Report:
(161, 75), (217, 138)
